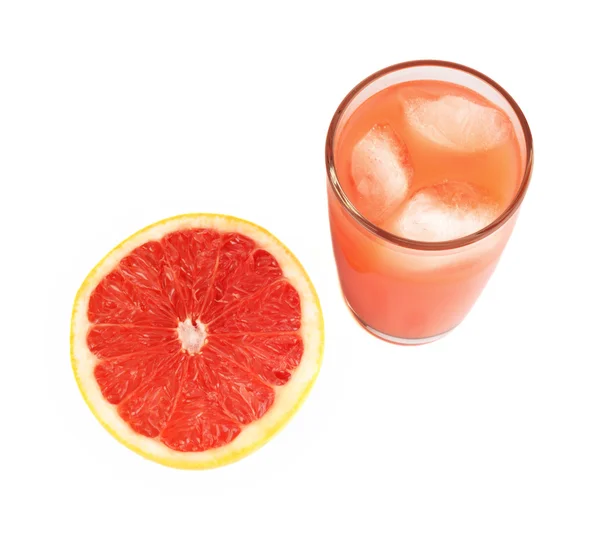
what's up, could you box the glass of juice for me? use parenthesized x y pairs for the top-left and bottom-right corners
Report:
(326, 60), (533, 344)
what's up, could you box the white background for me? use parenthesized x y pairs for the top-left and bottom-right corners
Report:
(1, 1), (599, 537)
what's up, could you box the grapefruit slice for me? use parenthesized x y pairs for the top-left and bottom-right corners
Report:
(71, 214), (324, 469)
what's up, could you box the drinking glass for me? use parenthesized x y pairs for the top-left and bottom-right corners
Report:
(326, 60), (533, 344)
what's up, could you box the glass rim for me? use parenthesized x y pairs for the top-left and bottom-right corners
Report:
(325, 59), (534, 252)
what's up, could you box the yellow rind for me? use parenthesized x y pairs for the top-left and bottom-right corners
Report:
(70, 213), (324, 470)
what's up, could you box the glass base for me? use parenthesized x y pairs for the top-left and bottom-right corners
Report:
(346, 301), (453, 345)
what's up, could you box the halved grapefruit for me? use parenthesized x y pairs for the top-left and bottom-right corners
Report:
(71, 214), (324, 469)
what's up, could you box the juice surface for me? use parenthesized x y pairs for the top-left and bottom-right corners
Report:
(329, 79), (523, 340)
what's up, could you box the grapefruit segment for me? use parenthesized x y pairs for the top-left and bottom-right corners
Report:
(71, 214), (324, 469)
(204, 334), (304, 386)
(161, 228), (221, 320)
(86, 325), (179, 358)
(202, 234), (283, 322)
(197, 353), (275, 424)
(118, 241), (179, 320)
(117, 353), (186, 438)
(209, 280), (301, 334)
(94, 349), (177, 405)
(159, 392), (242, 453)
(88, 270), (176, 327)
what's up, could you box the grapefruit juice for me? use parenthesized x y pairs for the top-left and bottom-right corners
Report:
(326, 61), (532, 344)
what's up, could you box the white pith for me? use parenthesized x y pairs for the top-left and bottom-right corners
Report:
(177, 320), (207, 354)
(71, 215), (323, 467)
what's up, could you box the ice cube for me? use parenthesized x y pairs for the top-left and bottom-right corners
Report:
(386, 181), (500, 242)
(405, 95), (510, 152)
(350, 124), (413, 222)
